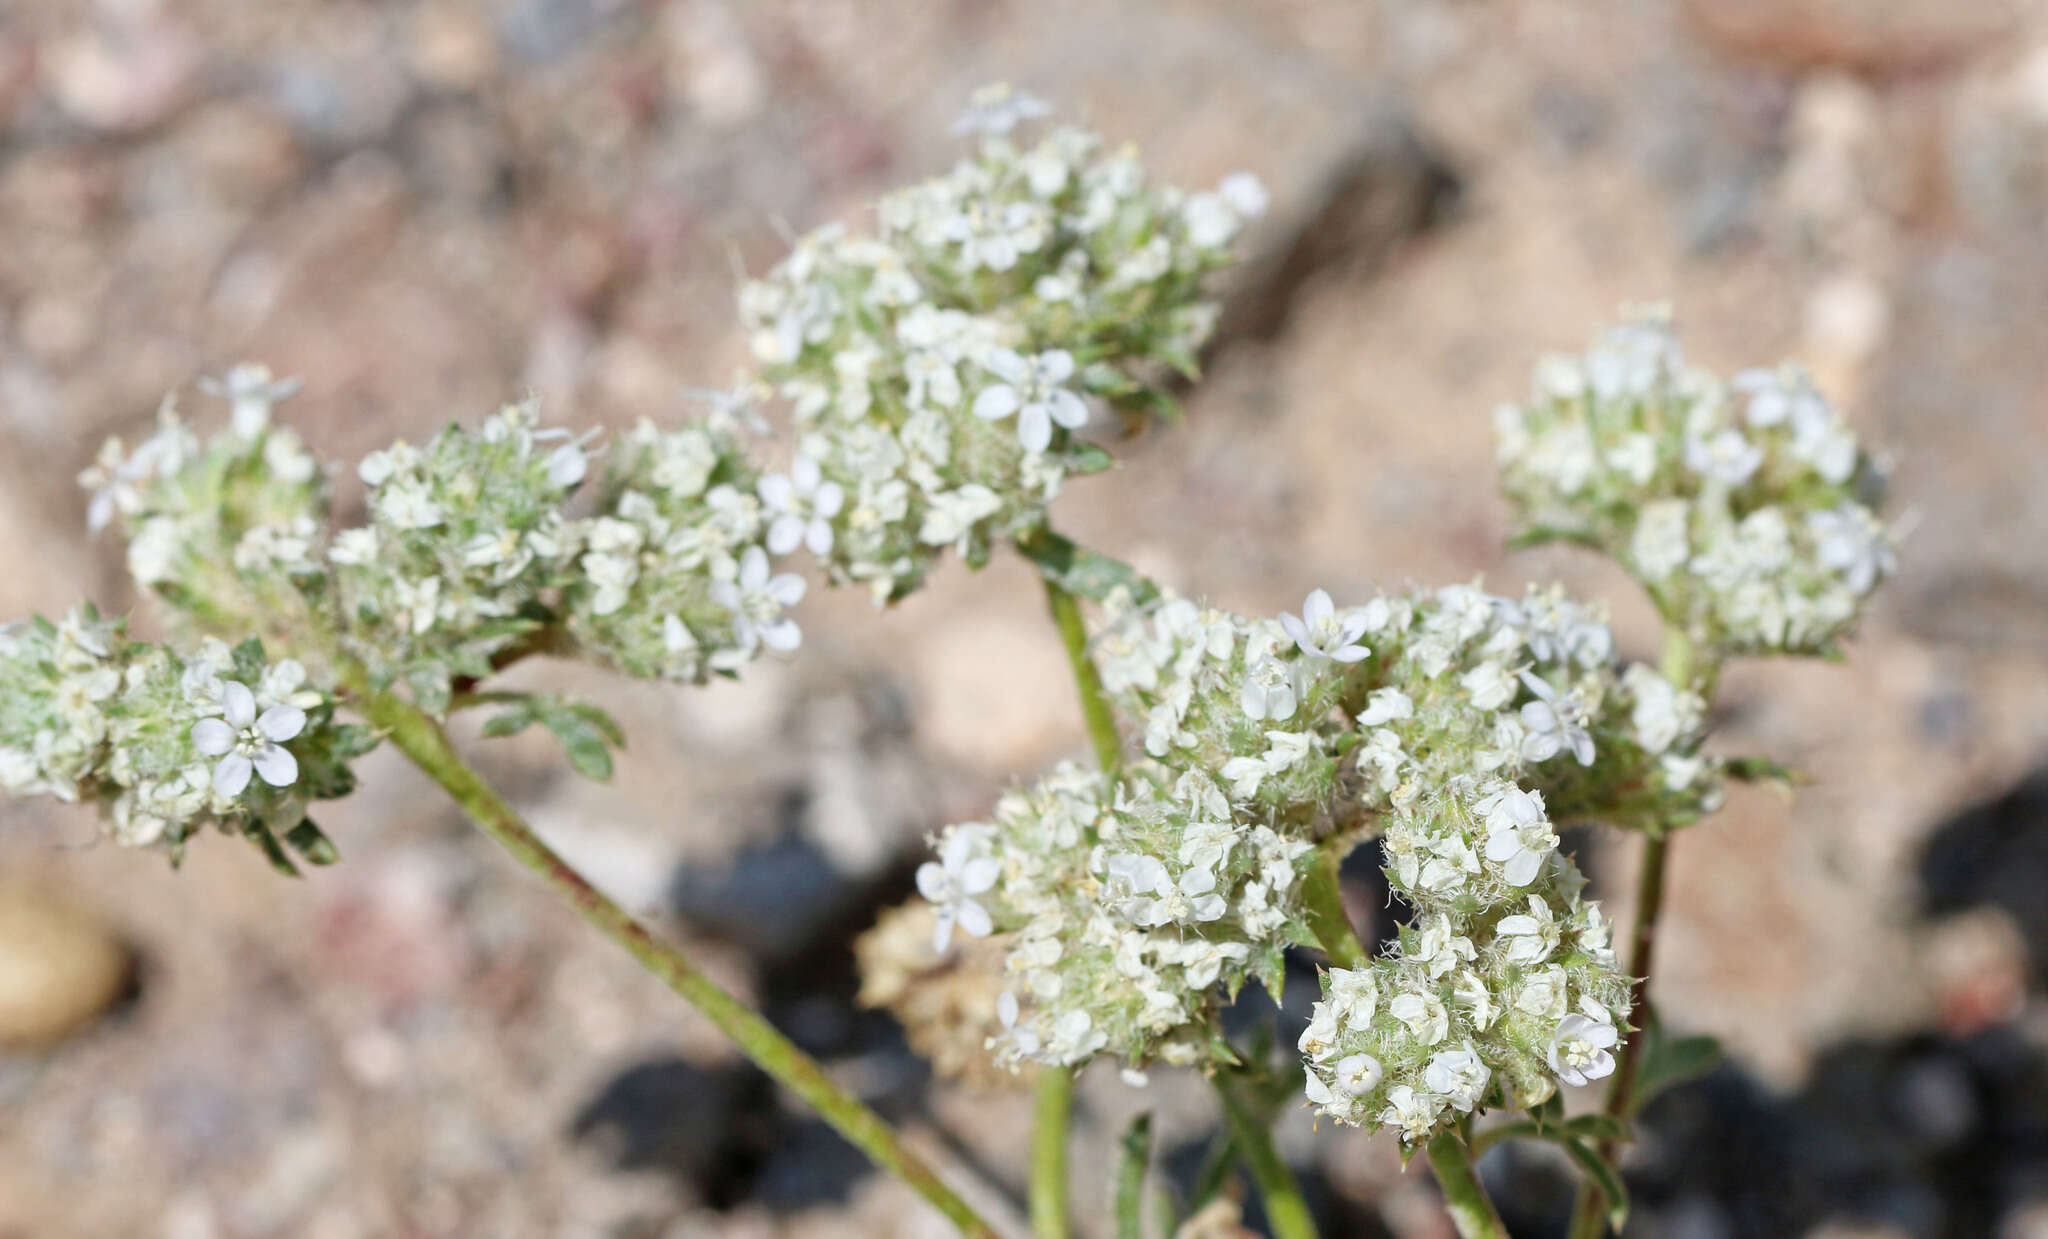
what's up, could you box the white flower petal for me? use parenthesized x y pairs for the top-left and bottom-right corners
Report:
(972, 384), (1020, 422)
(190, 718), (236, 756)
(1017, 405), (1053, 453)
(257, 704), (306, 743)
(213, 753), (253, 797)
(253, 744), (298, 787)
(221, 681), (256, 728)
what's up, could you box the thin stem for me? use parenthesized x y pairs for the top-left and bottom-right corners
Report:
(1566, 625), (1699, 1239)
(1427, 1129), (1510, 1239)
(1031, 1069), (1074, 1239)
(1214, 1071), (1319, 1239)
(1039, 572), (1122, 771)
(1300, 846), (1368, 970)
(341, 665), (999, 1239)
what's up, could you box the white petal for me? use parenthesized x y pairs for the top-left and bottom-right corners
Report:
(1483, 832), (1522, 863)
(1047, 388), (1089, 429)
(812, 481), (845, 518)
(257, 704), (306, 743)
(984, 348), (1028, 383)
(738, 545), (769, 589)
(1331, 644), (1370, 664)
(792, 454), (821, 492)
(916, 861), (948, 901)
(758, 618), (802, 652)
(1303, 589), (1333, 625)
(955, 900), (993, 939)
(190, 718), (236, 756)
(767, 514), (805, 556)
(758, 473), (795, 511)
(804, 518), (834, 556)
(213, 753), (253, 797)
(1504, 849), (1544, 887)
(1497, 915), (1539, 936)
(1017, 405), (1053, 453)
(766, 572), (807, 607)
(222, 681), (256, 728)
(1038, 349), (1075, 382)
(1279, 613), (1309, 648)
(961, 857), (1001, 894)
(253, 744), (298, 787)
(972, 384), (1020, 422)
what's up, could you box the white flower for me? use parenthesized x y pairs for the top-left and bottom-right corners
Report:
(1496, 896), (1559, 963)
(1808, 505), (1893, 594)
(1239, 656), (1299, 722)
(1423, 1044), (1491, 1111)
(759, 454), (846, 556)
(1356, 688), (1413, 727)
(996, 990), (1041, 1058)
(1518, 671), (1594, 766)
(1684, 428), (1764, 487)
(1220, 172), (1269, 218)
(1629, 499), (1691, 581)
(1623, 664), (1696, 754)
(1477, 784), (1556, 887)
(972, 348), (1088, 453)
(190, 681), (305, 798)
(201, 363), (300, 438)
(713, 545), (806, 655)
(1548, 1012), (1619, 1087)
(1382, 1085), (1444, 1143)
(950, 82), (1051, 136)
(916, 825), (1000, 950)
(1280, 589), (1370, 662)
(1389, 990), (1449, 1045)
(1334, 1053), (1383, 1097)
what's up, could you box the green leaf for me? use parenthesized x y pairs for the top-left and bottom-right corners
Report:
(1723, 755), (1804, 794)
(1114, 1112), (1153, 1239)
(245, 820), (301, 878)
(1012, 527), (1161, 606)
(284, 819), (340, 867)
(1561, 1113), (1632, 1146)
(564, 702), (627, 750)
(1065, 442), (1116, 476)
(542, 705), (615, 781)
(481, 706), (539, 739)
(1631, 1023), (1723, 1114)
(1506, 524), (1605, 553)
(1561, 1136), (1629, 1231)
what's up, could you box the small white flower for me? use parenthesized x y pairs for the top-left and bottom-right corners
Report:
(1356, 688), (1413, 727)
(950, 82), (1052, 136)
(996, 990), (1041, 1058)
(1334, 1053), (1383, 1097)
(916, 825), (1000, 950)
(190, 681), (305, 798)
(1477, 783), (1557, 887)
(1684, 428), (1764, 487)
(1808, 505), (1893, 594)
(1280, 589), (1370, 662)
(201, 363), (301, 438)
(712, 546), (806, 655)
(1239, 656), (1299, 722)
(1548, 1012), (1619, 1087)
(1423, 1044), (1491, 1112)
(1389, 991), (1449, 1045)
(1496, 896), (1559, 964)
(1219, 172), (1269, 218)
(1382, 1084), (1444, 1143)
(972, 348), (1089, 453)
(1518, 671), (1594, 766)
(759, 454), (846, 556)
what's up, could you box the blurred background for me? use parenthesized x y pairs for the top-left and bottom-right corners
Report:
(3, 1), (2048, 1236)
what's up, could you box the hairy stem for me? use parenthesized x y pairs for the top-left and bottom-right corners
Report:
(342, 666), (998, 1238)
(1214, 1070), (1319, 1239)
(1427, 1129), (1510, 1239)
(1566, 625), (1698, 1239)
(1031, 1068), (1075, 1239)
(1040, 571), (1123, 771)
(1301, 846), (1369, 970)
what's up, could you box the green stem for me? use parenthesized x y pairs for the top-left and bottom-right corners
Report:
(1031, 1068), (1074, 1239)
(341, 665), (998, 1239)
(1566, 626), (1699, 1239)
(1039, 572), (1122, 772)
(1214, 1071), (1319, 1239)
(1427, 1130), (1510, 1239)
(1300, 846), (1368, 970)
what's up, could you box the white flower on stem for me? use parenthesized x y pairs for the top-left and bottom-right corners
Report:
(201, 363), (301, 438)
(713, 546), (806, 655)
(759, 454), (846, 556)
(1518, 670), (1594, 766)
(950, 82), (1051, 136)
(1477, 784), (1557, 887)
(972, 348), (1089, 453)
(1239, 656), (1299, 722)
(1334, 1053), (1383, 1098)
(916, 825), (1000, 950)
(190, 681), (305, 797)
(1548, 1012), (1619, 1087)
(1280, 589), (1370, 662)
(1423, 1044), (1491, 1112)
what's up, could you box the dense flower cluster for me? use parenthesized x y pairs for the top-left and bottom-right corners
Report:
(1495, 312), (1896, 660)
(916, 580), (1709, 1139)
(331, 402), (592, 712)
(565, 414), (804, 682)
(0, 606), (371, 862)
(740, 84), (1264, 600)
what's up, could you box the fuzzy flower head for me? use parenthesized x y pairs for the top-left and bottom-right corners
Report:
(1496, 310), (1896, 661)
(738, 86), (1260, 601)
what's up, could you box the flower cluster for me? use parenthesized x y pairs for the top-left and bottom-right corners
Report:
(740, 85), (1264, 600)
(330, 401), (592, 712)
(80, 370), (326, 619)
(911, 580), (1710, 1141)
(0, 607), (372, 863)
(1494, 312), (1896, 660)
(565, 414), (805, 682)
